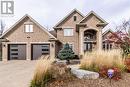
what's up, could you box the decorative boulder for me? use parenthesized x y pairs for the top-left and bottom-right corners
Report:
(70, 66), (99, 79)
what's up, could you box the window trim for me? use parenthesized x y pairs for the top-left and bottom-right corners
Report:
(63, 28), (74, 36)
(103, 43), (113, 50)
(24, 24), (33, 33)
(69, 43), (74, 50)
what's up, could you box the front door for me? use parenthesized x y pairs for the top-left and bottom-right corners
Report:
(84, 42), (92, 51)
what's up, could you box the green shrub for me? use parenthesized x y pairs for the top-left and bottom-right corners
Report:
(58, 43), (75, 63)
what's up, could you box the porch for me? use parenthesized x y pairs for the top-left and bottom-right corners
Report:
(79, 28), (102, 55)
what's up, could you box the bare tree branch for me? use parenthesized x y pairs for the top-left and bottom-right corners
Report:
(0, 19), (5, 35)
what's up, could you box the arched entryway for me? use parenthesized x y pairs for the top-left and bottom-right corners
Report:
(84, 29), (97, 52)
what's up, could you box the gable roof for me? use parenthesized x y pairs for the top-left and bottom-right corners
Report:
(54, 9), (84, 28)
(102, 29), (114, 36)
(102, 29), (123, 43)
(79, 11), (108, 24)
(49, 30), (57, 37)
(1, 14), (57, 40)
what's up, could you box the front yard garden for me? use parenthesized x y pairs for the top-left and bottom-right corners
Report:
(30, 44), (130, 87)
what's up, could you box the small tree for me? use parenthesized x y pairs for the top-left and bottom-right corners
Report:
(110, 19), (130, 57)
(58, 43), (75, 64)
(0, 20), (5, 60)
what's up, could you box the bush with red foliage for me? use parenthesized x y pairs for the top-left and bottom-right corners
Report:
(125, 58), (130, 72)
(99, 66), (122, 81)
(99, 66), (108, 78)
(112, 67), (122, 80)
(125, 58), (130, 65)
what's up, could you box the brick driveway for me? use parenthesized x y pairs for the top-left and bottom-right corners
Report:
(0, 60), (36, 87)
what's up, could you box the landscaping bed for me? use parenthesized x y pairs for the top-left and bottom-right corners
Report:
(48, 73), (130, 87)
(30, 49), (130, 87)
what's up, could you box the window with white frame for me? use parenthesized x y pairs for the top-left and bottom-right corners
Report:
(25, 24), (33, 32)
(64, 28), (73, 36)
(69, 44), (73, 50)
(103, 43), (112, 50)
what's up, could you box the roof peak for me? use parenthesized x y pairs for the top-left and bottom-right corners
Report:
(1, 14), (57, 40)
(78, 10), (108, 25)
(54, 9), (84, 28)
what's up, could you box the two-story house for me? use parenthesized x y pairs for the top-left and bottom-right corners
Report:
(54, 9), (108, 56)
(1, 9), (119, 61)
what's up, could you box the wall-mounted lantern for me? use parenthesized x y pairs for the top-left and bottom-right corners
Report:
(3, 44), (6, 47)
(51, 43), (54, 47)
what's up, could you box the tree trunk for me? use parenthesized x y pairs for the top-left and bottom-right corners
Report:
(66, 59), (70, 65)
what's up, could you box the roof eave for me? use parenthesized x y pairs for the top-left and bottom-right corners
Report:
(102, 29), (114, 36)
(0, 38), (9, 42)
(76, 23), (87, 32)
(96, 23), (108, 27)
(1, 14), (57, 40)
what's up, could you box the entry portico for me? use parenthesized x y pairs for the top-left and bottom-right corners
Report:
(77, 11), (107, 55)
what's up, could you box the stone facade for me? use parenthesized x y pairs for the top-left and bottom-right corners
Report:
(1, 9), (111, 61)
(54, 9), (108, 56)
(1, 15), (56, 61)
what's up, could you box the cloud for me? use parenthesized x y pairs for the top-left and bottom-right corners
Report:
(1, 0), (130, 31)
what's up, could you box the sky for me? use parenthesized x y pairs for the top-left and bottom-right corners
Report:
(0, 0), (130, 32)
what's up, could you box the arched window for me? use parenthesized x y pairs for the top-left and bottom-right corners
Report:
(84, 30), (96, 41)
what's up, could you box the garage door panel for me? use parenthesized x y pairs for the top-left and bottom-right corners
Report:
(32, 44), (50, 60)
(9, 44), (26, 60)
(32, 45), (42, 60)
(18, 45), (26, 60)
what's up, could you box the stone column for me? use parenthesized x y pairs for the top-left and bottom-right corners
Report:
(26, 43), (31, 60)
(79, 28), (84, 55)
(50, 41), (55, 59)
(98, 28), (102, 50)
(2, 42), (8, 61)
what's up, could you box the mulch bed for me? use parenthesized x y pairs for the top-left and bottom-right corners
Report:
(47, 73), (130, 87)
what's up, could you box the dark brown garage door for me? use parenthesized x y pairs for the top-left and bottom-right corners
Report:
(31, 44), (50, 60)
(8, 44), (26, 60)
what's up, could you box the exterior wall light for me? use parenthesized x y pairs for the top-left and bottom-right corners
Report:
(3, 44), (6, 47)
(51, 43), (54, 47)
